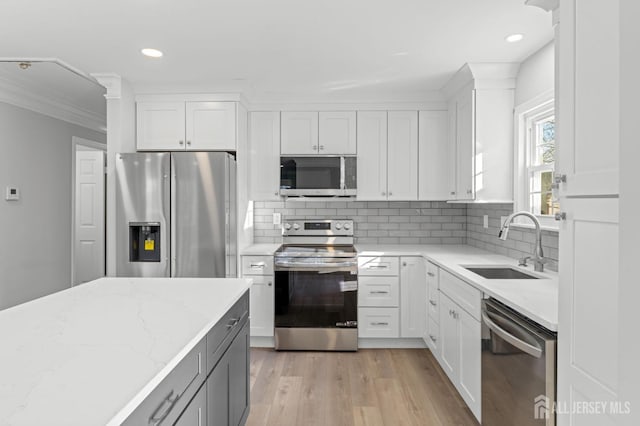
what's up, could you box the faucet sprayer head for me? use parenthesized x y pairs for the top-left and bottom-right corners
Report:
(498, 225), (509, 240)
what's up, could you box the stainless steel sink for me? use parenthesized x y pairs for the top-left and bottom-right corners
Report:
(463, 266), (539, 280)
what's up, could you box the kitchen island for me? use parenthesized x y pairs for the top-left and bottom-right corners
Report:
(0, 277), (251, 426)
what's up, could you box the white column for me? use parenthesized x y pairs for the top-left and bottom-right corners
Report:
(91, 74), (136, 276)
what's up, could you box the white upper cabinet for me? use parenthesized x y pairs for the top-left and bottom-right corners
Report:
(387, 111), (418, 200)
(249, 112), (281, 201)
(319, 111), (357, 154)
(185, 102), (237, 151)
(418, 110), (450, 200)
(443, 63), (518, 202)
(558, 0), (619, 197)
(136, 102), (186, 151)
(281, 111), (356, 155)
(357, 111), (388, 200)
(136, 100), (237, 151)
(280, 112), (319, 155)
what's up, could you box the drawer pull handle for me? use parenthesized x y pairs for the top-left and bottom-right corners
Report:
(370, 291), (389, 294)
(371, 322), (389, 326)
(250, 263), (265, 268)
(427, 272), (435, 277)
(429, 335), (437, 343)
(429, 300), (437, 306)
(367, 265), (388, 269)
(227, 318), (240, 329)
(149, 390), (181, 426)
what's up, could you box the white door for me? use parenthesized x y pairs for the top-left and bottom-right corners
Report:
(456, 87), (475, 200)
(558, 0), (619, 197)
(356, 111), (388, 200)
(280, 111), (319, 155)
(136, 102), (185, 151)
(418, 110), (450, 200)
(458, 308), (481, 421)
(249, 275), (275, 337)
(319, 111), (356, 154)
(249, 112), (281, 200)
(400, 257), (426, 338)
(387, 111), (418, 200)
(75, 150), (105, 285)
(186, 101), (236, 150)
(557, 198), (619, 425)
(439, 292), (459, 383)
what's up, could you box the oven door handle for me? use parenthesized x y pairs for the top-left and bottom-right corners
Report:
(481, 309), (542, 358)
(274, 260), (357, 269)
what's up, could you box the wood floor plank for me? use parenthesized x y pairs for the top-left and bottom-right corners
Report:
(245, 348), (479, 426)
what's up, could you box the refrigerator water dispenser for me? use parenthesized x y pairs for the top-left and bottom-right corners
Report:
(129, 222), (161, 262)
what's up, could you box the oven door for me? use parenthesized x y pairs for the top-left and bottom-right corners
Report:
(274, 260), (357, 329)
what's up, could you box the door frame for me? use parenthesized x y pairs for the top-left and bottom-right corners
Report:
(71, 136), (107, 286)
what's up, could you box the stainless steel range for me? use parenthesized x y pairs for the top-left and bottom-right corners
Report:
(274, 219), (358, 351)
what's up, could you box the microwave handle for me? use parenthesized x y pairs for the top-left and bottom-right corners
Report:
(340, 156), (345, 190)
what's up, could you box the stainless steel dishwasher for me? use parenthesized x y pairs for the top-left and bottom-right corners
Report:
(481, 298), (557, 426)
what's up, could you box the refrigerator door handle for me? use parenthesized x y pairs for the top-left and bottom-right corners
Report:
(170, 161), (177, 277)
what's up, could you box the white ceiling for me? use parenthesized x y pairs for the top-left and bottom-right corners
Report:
(0, 0), (553, 102)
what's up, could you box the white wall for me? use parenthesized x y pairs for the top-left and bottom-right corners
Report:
(619, 0), (640, 422)
(514, 41), (554, 106)
(0, 101), (106, 310)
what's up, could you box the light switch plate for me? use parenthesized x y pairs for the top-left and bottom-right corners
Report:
(483, 215), (489, 228)
(273, 212), (281, 225)
(5, 186), (19, 201)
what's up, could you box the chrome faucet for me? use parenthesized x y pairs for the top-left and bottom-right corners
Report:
(498, 211), (546, 272)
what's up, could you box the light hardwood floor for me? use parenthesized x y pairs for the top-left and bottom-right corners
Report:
(245, 348), (479, 426)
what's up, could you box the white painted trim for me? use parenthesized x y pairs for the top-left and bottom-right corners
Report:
(0, 57), (99, 85)
(71, 137), (106, 286)
(135, 93), (245, 103)
(250, 336), (274, 348)
(0, 76), (107, 133)
(92, 73), (121, 99)
(248, 100), (447, 112)
(357, 338), (427, 349)
(441, 63), (520, 98)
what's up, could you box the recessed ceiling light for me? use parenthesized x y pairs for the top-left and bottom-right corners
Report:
(141, 48), (163, 58)
(505, 34), (524, 43)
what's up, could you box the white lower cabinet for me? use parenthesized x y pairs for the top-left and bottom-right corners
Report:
(358, 307), (400, 338)
(241, 256), (274, 338)
(438, 290), (481, 422)
(400, 257), (426, 338)
(425, 262), (440, 358)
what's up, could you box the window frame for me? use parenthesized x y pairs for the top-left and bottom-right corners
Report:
(513, 90), (559, 231)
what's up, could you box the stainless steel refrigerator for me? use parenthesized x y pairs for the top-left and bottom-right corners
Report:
(115, 152), (237, 278)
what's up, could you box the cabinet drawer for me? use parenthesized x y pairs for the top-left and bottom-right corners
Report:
(428, 284), (440, 323)
(122, 338), (206, 426)
(358, 276), (399, 307)
(439, 270), (482, 320)
(206, 291), (249, 373)
(426, 314), (440, 356)
(358, 256), (399, 276)
(358, 307), (400, 338)
(242, 256), (274, 276)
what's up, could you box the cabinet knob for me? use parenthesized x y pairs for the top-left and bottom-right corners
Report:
(466, 189), (472, 194)
(312, 145), (318, 150)
(381, 192), (386, 196)
(388, 192), (393, 196)
(186, 141), (191, 146)
(429, 335), (437, 343)
(450, 191), (456, 195)
(427, 272), (435, 277)
(179, 140), (184, 145)
(402, 262), (407, 267)
(319, 145), (325, 150)
(275, 192), (279, 196)
(268, 282), (272, 287)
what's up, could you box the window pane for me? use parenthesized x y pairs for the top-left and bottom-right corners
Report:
(534, 117), (555, 166)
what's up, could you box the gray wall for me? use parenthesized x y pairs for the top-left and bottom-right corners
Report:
(466, 203), (559, 271)
(254, 200), (467, 245)
(514, 41), (554, 106)
(0, 101), (106, 310)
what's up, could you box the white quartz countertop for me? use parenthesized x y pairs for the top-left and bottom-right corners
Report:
(356, 244), (558, 331)
(0, 277), (251, 426)
(241, 243), (281, 255)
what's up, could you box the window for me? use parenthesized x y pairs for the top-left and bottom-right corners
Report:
(514, 91), (559, 229)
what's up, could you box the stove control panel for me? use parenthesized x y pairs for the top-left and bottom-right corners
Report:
(282, 219), (354, 237)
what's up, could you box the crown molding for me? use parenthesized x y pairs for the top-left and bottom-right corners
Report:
(441, 62), (520, 98)
(92, 73), (122, 100)
(0, 75), (106, 133)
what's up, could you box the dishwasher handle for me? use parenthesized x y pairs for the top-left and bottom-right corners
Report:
(481, 309), (543, 358)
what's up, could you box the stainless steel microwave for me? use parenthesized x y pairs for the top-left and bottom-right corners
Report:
(280, 156), (357, 197)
